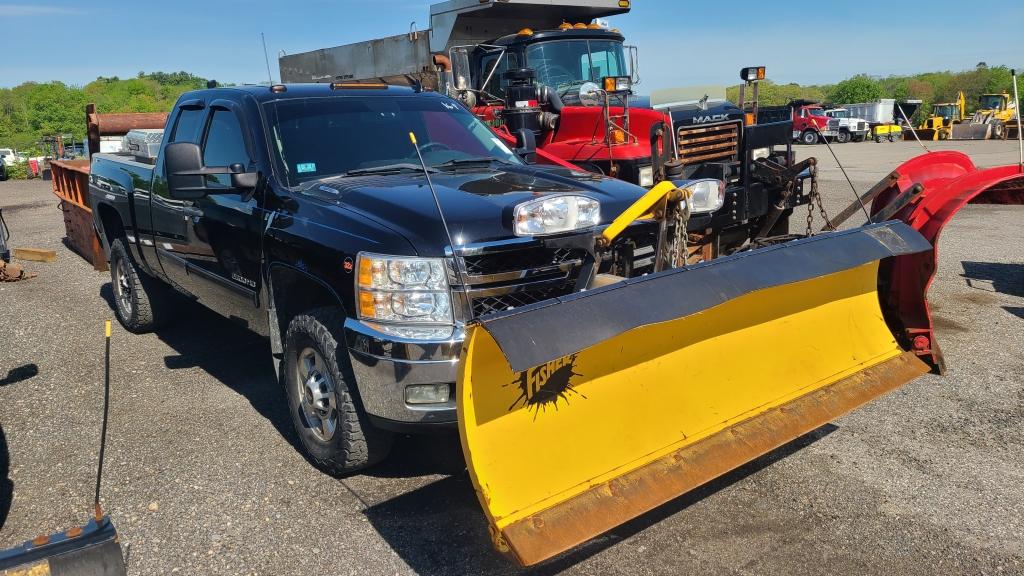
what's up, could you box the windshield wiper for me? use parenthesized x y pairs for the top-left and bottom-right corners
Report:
(432, 157), (506, 171)
(343, 163), (438, 177)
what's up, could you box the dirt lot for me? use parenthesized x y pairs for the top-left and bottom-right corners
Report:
(1, 140), (1022, 575)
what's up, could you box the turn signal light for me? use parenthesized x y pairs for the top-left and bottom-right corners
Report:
(518, 28), (533, 36)
(573, 22), (587, 29)
(739, 66), (766, 82)
(603, 76), (632, 93)
(559, 22), (573, 30)
(611, 129), (626, 144)
(745, 112), (756, 126)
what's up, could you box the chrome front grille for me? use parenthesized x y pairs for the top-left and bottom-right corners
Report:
(676, 121), (740, 165)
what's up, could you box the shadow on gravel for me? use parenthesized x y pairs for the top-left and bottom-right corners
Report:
(362, 424), (837, 575)
(98, 283), (303, 456)
(1, 425), (11, 531)
(0, 364), (38, 386)
(1004, 307), (1024, 320)
(960, 261), (1024, 297)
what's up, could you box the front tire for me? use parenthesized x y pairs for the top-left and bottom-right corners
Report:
(109, 238), (170, 333)
(888, 134), (897, 142)
(836, 131), (851, 144)
(875, 134), (885, 143)
(801, 130), (819, 145)
(283, 307), (393, 475)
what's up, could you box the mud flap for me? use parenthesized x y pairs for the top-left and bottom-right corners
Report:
(457, 222), (934, 566)
(0, 517), (126, 575)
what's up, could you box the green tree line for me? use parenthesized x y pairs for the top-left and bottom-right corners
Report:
(727, 63), (1019, 122)
(0, 71), (209, 153)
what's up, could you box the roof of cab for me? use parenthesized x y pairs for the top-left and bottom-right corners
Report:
(196, 83), (425, 103)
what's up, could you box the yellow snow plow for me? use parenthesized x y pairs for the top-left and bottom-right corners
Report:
(456, 182), (936, 566)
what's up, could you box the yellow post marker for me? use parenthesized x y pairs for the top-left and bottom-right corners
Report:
(105, 320), (111, 338)
(409, 132), (418, 145)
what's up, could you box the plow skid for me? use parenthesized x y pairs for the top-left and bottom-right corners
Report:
(870, 151), (1024, 371)
(457, 222), (933, 566)
(0, 517), (126, 576)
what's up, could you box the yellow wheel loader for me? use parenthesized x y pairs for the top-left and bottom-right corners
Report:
(951, 92), (1018, 139)
(916, 91), (965, 140)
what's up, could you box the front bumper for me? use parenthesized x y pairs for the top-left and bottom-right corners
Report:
(344, 318), (461, 425)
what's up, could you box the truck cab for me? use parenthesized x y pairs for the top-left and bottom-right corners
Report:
(758, 101), (837, 145)
(823, 108), (869, 143)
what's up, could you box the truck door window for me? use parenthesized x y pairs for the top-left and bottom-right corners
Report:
(480, 52), (518, 98)
(172, 108), (205, 143)
(202, 109), (248, 188)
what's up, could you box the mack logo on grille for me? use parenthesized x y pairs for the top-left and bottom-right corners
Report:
(507, 354), (585, 413)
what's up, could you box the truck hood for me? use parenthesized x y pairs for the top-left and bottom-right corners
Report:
(298, 165), (648, 257)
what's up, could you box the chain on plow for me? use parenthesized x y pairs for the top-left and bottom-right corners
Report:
(805, 166), (834, 236)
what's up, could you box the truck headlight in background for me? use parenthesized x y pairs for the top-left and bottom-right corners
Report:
(514, 195), (600, 236)
(357, 254), (452, 325)
(752, 147), (771, 161)
(740, 66), (766, 82)
(638, 165), (655, 187)
(679, 179), (725, 214)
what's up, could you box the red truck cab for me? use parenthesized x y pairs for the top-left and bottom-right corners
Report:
(759, 100), (838, 145)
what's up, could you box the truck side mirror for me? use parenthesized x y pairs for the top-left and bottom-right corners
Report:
(165, 142), (207, 200)
(515, 129), (537, 164)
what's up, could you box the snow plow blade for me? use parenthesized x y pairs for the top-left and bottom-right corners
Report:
(457, 221), (933, 566)
(0, 516), (126, 576)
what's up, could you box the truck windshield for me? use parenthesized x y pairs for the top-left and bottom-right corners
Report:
(807, 108), (827, 117)
(265, 96), (521, 186)
(978, 95), (1003, 110)
(829, 110), (849, 118)
(525, 39), (627, 97)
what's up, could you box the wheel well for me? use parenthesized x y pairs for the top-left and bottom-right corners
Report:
(268, 265), (346, 342)
(96, 203), (125, 255)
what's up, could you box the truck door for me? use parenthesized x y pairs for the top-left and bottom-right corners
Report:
(175, 99), (264, 329)
(148, 99), (207, 287)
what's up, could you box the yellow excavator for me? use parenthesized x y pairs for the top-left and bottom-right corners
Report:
(916, 91), (965, 140)
(951, 92), (1018, 139)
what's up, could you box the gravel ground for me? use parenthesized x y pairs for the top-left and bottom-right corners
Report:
(1, 140), (1022, 575)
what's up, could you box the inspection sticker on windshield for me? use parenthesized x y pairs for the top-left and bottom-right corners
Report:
(296, 162), (317, 173)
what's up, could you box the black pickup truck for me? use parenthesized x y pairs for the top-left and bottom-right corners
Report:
(89, 83), (665, 473)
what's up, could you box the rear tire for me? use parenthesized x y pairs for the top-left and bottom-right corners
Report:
(888, 134), (897, 142)
(109, 238), (170, 333)
(283, 307), (393, 475)
(800, 130), (819, 145)
(875, 135), (885, 143)
(836, 131), (851, 144)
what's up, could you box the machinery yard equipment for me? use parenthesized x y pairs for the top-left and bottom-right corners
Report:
(912, 91), (965, 141)
(0, 323), (127, 575)
(457, 149), (1024, 565)
(843, 99), (921, 143)
(951, 92), (1018, 140)
(279, 0), (812, 261)
(49, 105), (167, 272)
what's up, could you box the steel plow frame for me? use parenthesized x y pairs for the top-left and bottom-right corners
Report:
(871, 151), (1024, 372)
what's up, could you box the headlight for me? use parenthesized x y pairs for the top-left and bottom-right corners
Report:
(514, 195), (600, 236)
(679, 179), (725, 214)
(357, 253), (452, 325)
(752, 147), (771, 161)
(638, 165), (655, 188)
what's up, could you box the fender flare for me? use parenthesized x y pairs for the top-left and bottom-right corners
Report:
(873, 151), (1024, 372)
(264, 262), (347, 376)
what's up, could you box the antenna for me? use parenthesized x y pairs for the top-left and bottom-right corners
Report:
(94, 321), (112, 522)
(898, 104), (930, 154)
(261, 32), (274, 85)
(407, 132), (474, 320)
(1012, 69), (1023, 172)
(812, 126), (870, 225)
